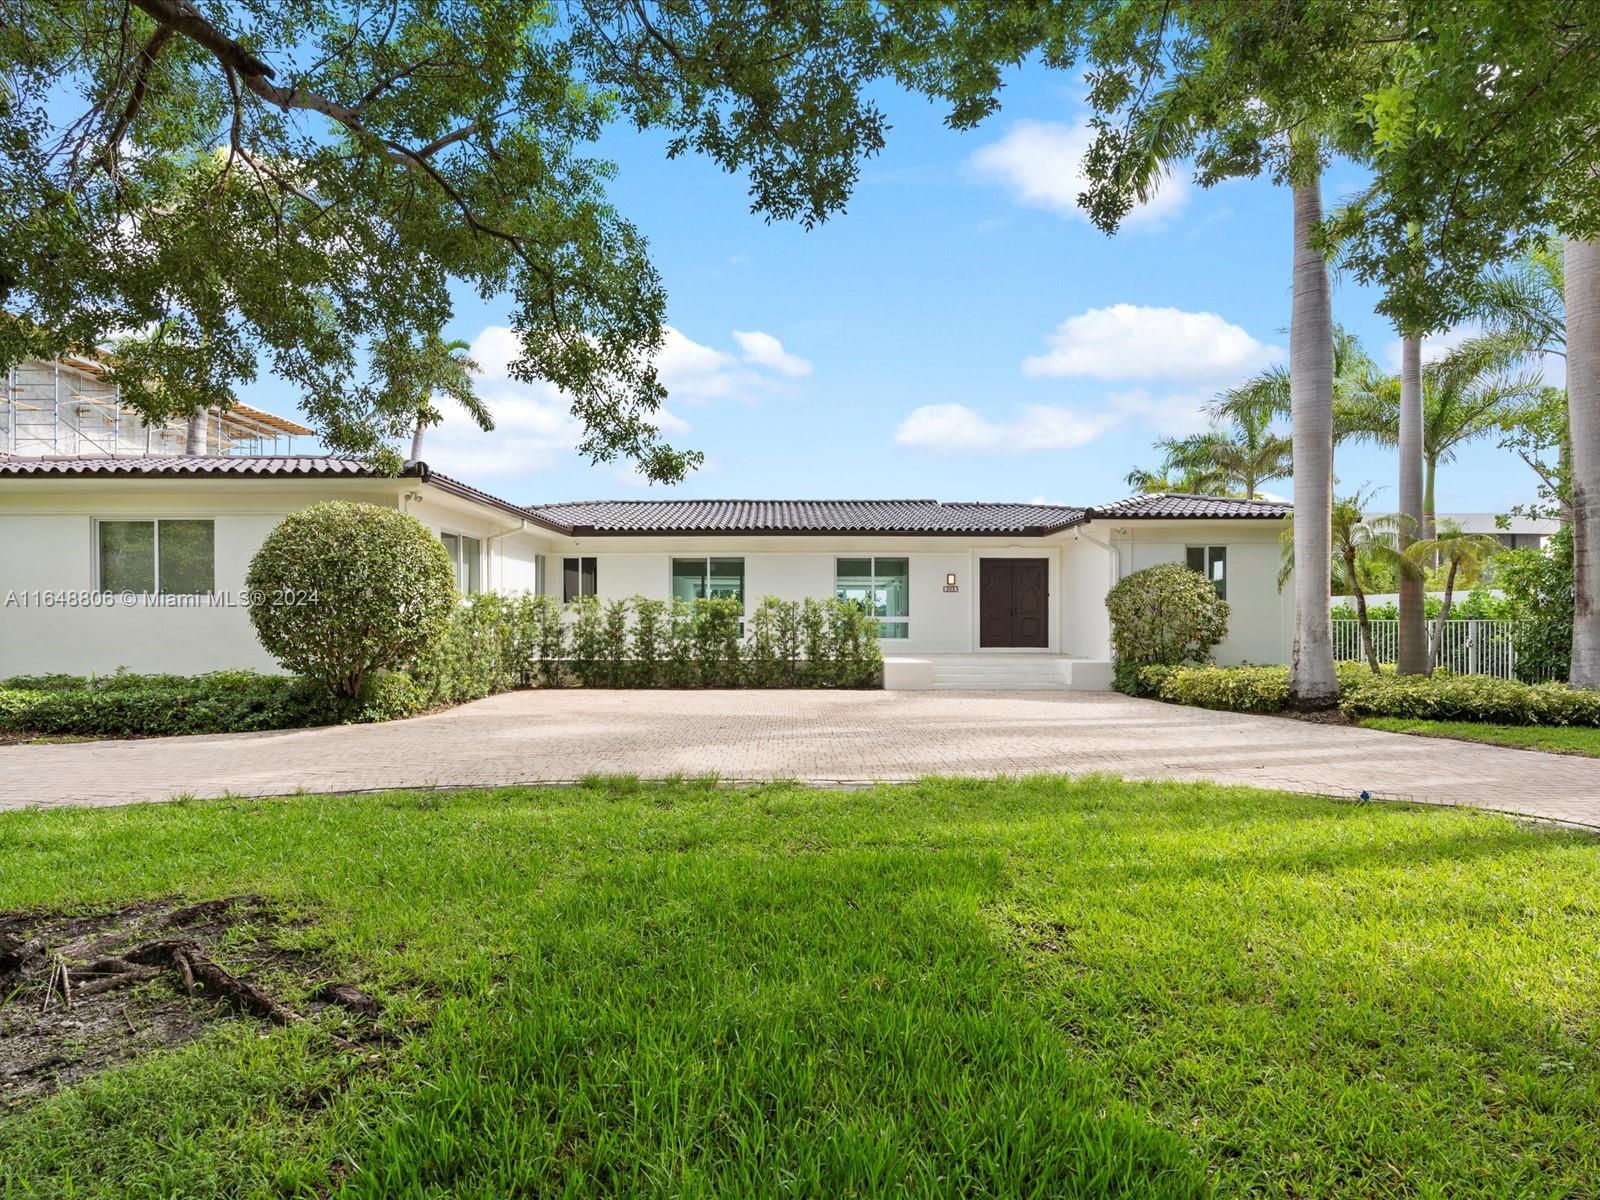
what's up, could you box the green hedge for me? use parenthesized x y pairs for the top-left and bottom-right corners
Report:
(1130, 663), (1600, 727)
(1, 594), (885, 739)
(0, 671), (342, 738)
(407, 592), (884, 705)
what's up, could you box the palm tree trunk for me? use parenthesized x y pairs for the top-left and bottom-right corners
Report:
(1428, 558), (1460, 673)
(410, 417), (427, 463)
(184, 411), (206, 455)
(1348, 550), (1380, 672)
(1567, 237), (1600, 687)
(1422, 456), (1437, 542)
(1397, 334), (1427, 675)
(1287, 150), (1339, 707)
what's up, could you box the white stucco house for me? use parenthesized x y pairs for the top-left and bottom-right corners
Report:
(0, 452), (1295, 690)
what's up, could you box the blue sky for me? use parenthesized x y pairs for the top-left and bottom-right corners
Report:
(245, 65), (1547, 515)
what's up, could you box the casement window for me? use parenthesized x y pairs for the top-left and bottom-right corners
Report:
(563, 556), (598, 602)
(97, 519), (215, 595)
(1186, 545), (1227, 600)
(670, 557), (745, 605)
(835, 556), (909, 639)
(440, 532), (482, 594)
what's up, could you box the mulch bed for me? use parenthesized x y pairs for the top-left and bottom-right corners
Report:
(1, 896), (382, 1108)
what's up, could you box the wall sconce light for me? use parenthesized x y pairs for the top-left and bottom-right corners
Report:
(946, 572), (957, 587)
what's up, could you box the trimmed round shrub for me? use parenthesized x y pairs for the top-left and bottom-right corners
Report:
(247, 502), (456, 700)
(1106, 562), (1230, 691)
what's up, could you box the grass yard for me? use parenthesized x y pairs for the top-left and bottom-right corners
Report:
(1362, 716), (1600, 757)
(1, 778), (1598, 1198)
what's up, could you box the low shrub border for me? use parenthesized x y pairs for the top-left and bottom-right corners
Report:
(1, 594), (885, 739)
(1127, 662), (1600, 727)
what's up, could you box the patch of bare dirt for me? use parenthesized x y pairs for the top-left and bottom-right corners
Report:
(1275, 708), (1356, 726)
(0, 896), (383, 1109)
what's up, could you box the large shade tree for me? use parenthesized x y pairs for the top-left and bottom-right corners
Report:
(1, 0), (893, 478)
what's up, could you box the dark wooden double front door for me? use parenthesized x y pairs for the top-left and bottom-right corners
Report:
(979, 558), (1049, 647)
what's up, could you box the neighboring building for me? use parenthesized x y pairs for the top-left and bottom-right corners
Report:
(1432, 512), (1561, 550)
(2, 357), (310, 458)
(0, 457), (1295, 689)
(1361, 509), (1561, 551)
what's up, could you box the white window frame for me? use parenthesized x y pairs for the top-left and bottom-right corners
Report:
(834, 555), (910, 640)
(93, 517), (216, 597)
(440, 530), (483, 594)
(1186, 545), (1227, 601)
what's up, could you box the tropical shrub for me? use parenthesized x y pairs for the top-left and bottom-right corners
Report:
(1499, 528), (1573, 683)
(1135, 662), (1600, 726)
(568, 595), (606, 687)
(602, 599), (631, 687)
(663, 598), (696, 687)
(529, 595), (567, 687)
(410, 593), (516, 706)
(746, 597), (783, 686)
(246, 502), (456, 700)
(1331, 588), (1517, 623)
(0, 670), (334, 737)
(631, 598), (667, 687)
(1107, 563), (1230, 692)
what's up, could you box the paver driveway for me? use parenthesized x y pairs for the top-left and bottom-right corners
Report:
(1, 689), (1597, 826)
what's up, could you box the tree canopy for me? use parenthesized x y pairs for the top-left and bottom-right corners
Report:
(1, 0), (895, 477)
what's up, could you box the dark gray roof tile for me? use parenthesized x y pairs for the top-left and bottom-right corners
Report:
(1087, 493), (1291, 520)
(525, 498), (1088, 536)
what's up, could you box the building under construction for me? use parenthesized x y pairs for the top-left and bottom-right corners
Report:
(1, 356), (311, 457)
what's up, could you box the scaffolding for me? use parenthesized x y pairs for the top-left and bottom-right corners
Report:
(0, 357), (312, 457)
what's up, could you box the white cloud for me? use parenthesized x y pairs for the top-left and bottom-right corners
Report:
(420, 325), (693, 479)
(1105, 388), (1216, 437)
(968, 119), (1189, 229)
(732, 330), (813, 378)
(656, 326), (811, 403)
(894, 403), (1120, 455)
(1023, 304), (1282, 383)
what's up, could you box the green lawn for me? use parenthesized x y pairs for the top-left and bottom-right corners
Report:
(2, 778), (1597, 1198)
(1362, 716), (1600, 757)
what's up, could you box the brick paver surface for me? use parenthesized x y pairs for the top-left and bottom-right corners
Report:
(2, 689), (1596, 827)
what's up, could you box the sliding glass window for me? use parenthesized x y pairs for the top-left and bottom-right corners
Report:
(672, 558), (745, 604)
(835, 557), (909, 639)
(97, 519), (215, 595)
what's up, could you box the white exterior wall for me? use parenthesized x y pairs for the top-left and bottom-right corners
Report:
(1, 478), (1295, 677)
(1109, 521), (1293, 665)
(0, 479), (558, 677)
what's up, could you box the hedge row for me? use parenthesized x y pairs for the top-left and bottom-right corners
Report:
(1, 594), (886, 738)
(0, 671), (358, 738)
(1130, 663), (1600, 726)
(406, 592), (884, 707)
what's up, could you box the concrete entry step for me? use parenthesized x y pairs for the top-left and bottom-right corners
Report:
(883, 655), (1114, 691)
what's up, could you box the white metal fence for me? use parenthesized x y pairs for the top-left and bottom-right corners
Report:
(1331, 618), (1547, 680)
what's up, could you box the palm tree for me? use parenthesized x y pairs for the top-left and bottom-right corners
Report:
(1405, 520), (1503, 671)
(383, 334), (489, 463)
(1396, 333), (1426, 675)
(1477, 236), (1566, 361)
(1280, 490), (1404, 673)
(1122, 465), (1221, 495)
(1563, 237), (1598, 687)
(1342, 337), (1543, 540)
(1286, 130), (1339, 707)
